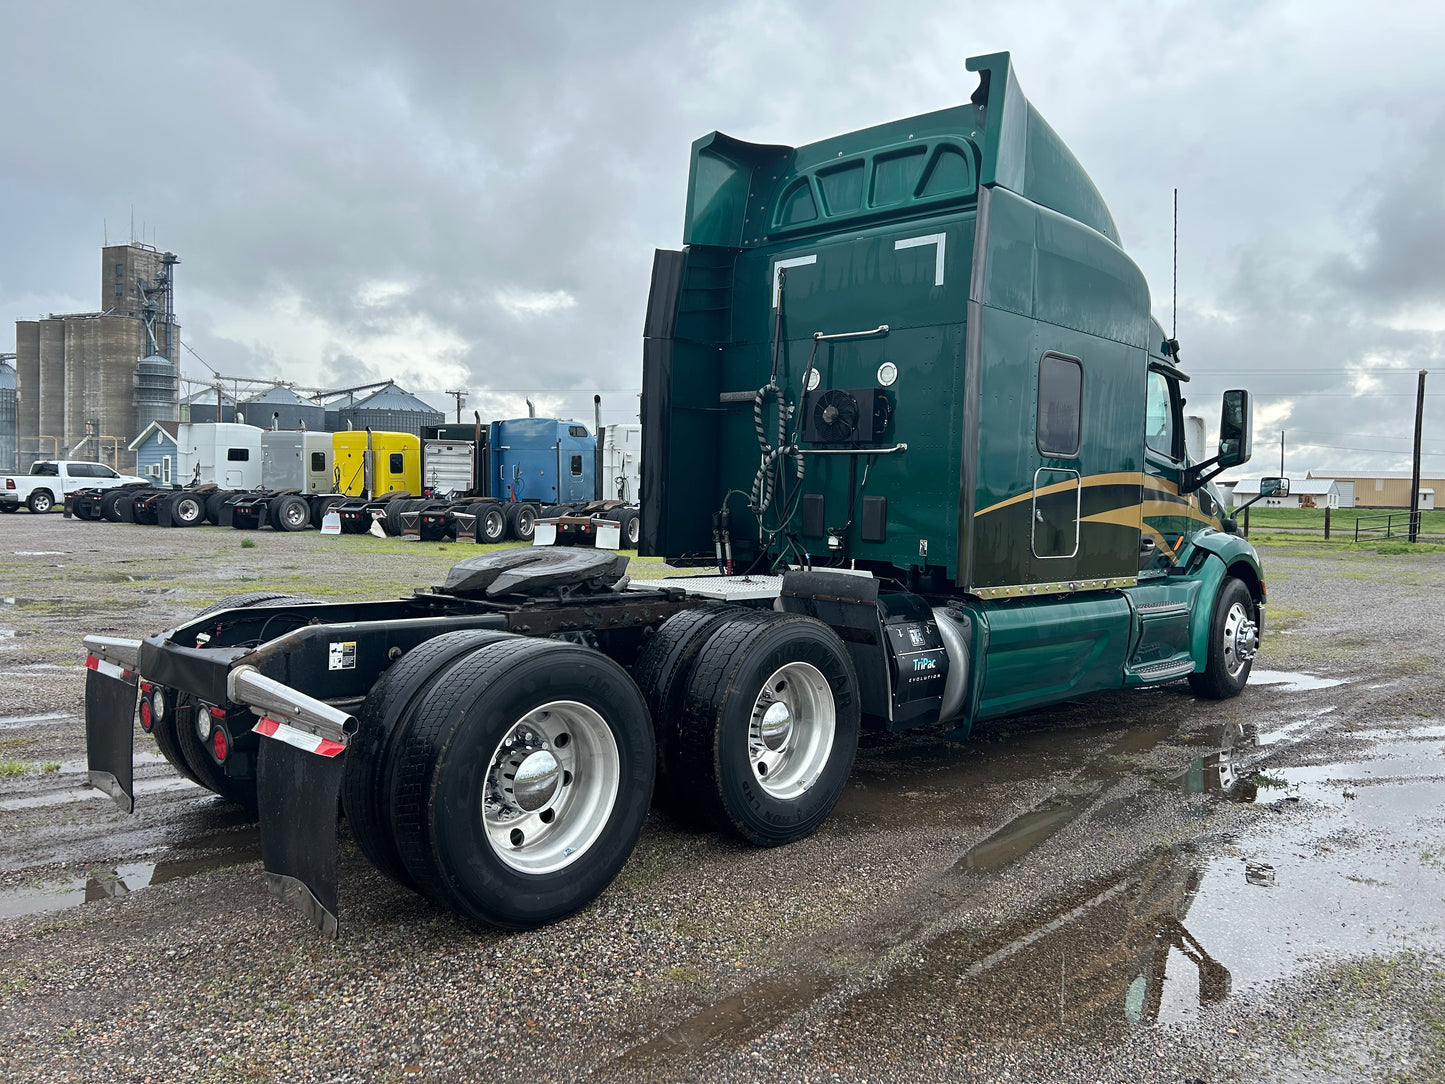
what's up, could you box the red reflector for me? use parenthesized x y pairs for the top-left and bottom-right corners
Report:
(139, 699), (153, 732)
(140, 681), (155, 694)
(212, 726), (228, 762)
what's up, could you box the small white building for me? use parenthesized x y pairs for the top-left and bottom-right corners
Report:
(1229, 477), (1342, 509)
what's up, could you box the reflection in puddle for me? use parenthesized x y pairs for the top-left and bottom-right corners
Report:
(0, 829), (260, 919)
(1250, 670), (1347, 692)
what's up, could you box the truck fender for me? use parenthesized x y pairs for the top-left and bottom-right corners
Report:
(1186, 533), (1266, 671)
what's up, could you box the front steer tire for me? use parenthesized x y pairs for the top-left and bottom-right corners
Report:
(675, 612), (860, 847)
(1188, 576), (1259, 700)
(389, 637), (654, 928)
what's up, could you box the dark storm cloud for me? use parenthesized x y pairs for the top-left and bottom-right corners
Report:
(1318, 116), (1445, 311)
(2, 1), (1443, 454)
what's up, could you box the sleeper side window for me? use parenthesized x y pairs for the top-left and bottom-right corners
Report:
(1037, 353), (1082, 458)
(310, 452), (327, 472)
(227, 448), (250, 462)
(1145, 371), (1177, 458)
(570, 455), (583, 477)
(389, 452), (404, 473)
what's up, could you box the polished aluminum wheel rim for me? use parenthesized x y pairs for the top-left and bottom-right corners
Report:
(748, 661), (835, 800)
(282, 502), (306, 528)
(1222, 602), (1258, 678)
(481, 700), (618, 874)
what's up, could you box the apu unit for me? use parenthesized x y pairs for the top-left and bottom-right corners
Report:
(800, 387), (892, 446)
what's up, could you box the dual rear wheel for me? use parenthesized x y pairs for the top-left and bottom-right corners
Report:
(636, 608), (860, 847)
(345, 634), (654, 928)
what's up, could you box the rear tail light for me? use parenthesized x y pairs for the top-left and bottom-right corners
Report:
(4, 479), (13, 490)
(193, 705), (215, 745)
(211, 725), (229, 763)
(151, 687), (166, 722)
(139, 699), (153, 732)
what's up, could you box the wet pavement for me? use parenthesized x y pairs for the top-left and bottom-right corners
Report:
(1, 515), (1443, 1083)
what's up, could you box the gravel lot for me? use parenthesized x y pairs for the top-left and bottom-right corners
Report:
(2, 515), (1443, 1083)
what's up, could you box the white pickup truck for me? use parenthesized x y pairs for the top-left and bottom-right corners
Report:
(1, 460), (147, 514)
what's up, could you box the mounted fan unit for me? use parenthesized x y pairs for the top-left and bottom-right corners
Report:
(801, 387), (892, 446)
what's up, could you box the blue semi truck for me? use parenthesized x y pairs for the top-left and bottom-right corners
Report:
(410, 416), (635, 543)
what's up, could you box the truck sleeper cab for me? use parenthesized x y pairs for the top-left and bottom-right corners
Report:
(82, 52), (1263, 937)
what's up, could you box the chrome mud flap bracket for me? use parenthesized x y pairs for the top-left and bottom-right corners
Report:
(230, 664), (357, 938)
(82, 635), (143, 813)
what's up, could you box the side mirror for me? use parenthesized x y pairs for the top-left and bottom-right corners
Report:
(1259, 476), (1290, 498)
(1217, 390), (1252, 468)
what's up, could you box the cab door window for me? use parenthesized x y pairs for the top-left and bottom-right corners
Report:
(1145, 371), (1178, 458)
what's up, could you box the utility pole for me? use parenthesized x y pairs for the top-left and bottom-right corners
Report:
(1409, 370), (1427, 544)
(1279, 430), (1285, 478)
(445, 388), (467, 424)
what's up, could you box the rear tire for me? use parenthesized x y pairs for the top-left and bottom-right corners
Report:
(116, 491), (142, 523)
(676, 612), (860, 846)
(27, 489), (54, 514)
(390, 638), (654, 927)
(169, 493), (205, 527)
(505, 502), (537, 542)
(205, 489), (232, 525)
(1188, 577), (1258, 700)
(479, 504), (507, 544)
(343, 629), (516, 887)
(620, 509), (640, 549)
(632, 604), (748, 814)
(99, 489), (126, 522)
(272, 494), (310, 531)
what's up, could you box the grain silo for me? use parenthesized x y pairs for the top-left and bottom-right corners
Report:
(336, 382), (443, 436)
(12, 243), (180, 468)
(0, 355), (17, 472)
(181, 386), (237, 423)
(134, 354), (178, 434)
(242, 385), (326, 431)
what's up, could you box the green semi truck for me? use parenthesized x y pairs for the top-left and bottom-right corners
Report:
(82, 52), (1262, 934)
(641, 49), (1261, 718)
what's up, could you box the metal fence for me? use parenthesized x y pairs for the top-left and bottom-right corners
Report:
(1353, 511), (1442, 544)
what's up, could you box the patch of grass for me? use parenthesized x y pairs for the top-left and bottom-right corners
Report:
(0, 759), (29, 776)
(662, 964), (706, 984)
(239, 537), (257, 549)
(1253, 772), (1289, 789)
(39, 761), (59, 773)
(1375, 541), (1445, 555)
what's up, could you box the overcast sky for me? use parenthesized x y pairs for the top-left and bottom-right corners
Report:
(2, 0), (1441, 474)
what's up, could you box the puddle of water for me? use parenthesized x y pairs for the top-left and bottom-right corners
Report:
(1348, 723), (1445, 742)
(1256, 706), (1338, 747)
(0, 776), (200, 812)
(3, 663), (76, 673)
(1150, 773), (1445, 1025)
(1250, 670), (1348, 692)
(12, 550), (66, 557)
(955, 798), (1092, 872)
(0, 829), (261, 919)
(0, 712), (72, 730)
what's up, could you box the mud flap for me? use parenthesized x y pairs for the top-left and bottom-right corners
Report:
(256, 736), (346, 937)
(85, 661), (137, 813)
